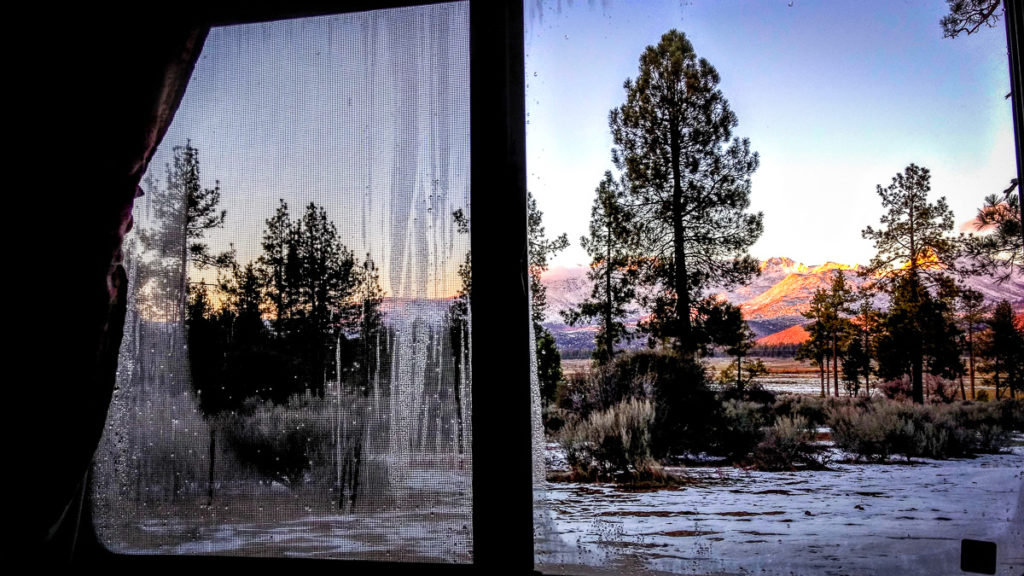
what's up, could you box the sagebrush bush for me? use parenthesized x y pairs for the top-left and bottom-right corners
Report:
(714, 399), (769, 460)
(829, 402), (900, 461)
(774, 394), (828, 427)
(752, 416), (824, 471)
(828, 398), (1013, 461)
(559, 397), (662, 481)
(221, 395), (334, 484)
(567, 350), (718, 459)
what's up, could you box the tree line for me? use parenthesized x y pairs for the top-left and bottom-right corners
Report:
(139, 141), (386, 415)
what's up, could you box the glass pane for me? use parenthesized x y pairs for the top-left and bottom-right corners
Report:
(527, 2), (1023, 574)
(92, 2), (472, 562)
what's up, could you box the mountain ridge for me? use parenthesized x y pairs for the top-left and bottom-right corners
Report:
(541, 258), (1024, 352)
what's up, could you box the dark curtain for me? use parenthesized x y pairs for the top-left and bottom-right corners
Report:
(27, 13), (208, 561)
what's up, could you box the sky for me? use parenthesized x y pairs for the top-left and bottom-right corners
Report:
(525, 0), (1015, 269)
(142, 3), (471, 300)
(140, 0), (1015, 296)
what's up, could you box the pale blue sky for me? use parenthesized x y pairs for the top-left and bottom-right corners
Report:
(525, 0), (1015, 268)
(143, 3), (471, 299)
(143, 0), (1015, 289)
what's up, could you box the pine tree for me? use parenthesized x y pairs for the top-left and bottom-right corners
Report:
(978, 300), (1024, 399)
(562, 171), (639, 364)
(700, 298), (757, 393)
(802, 271), (854, 397)
(258, 199), (298, 332)
(140, 141), (234, 322)
(842, 288), (880, 396)
(964, 184), (1023, 283)
(609, 29), (763, 358)
(291, 202), (357, 396)
(527, 193), (569, 404)
(957, 287), (988, 399)
(861, 163), (957, 403)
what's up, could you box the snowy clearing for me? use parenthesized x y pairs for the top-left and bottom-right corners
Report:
(536, 439), (1024, 575)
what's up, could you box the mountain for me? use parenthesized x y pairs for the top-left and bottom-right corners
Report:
(755, 324), (809, 347)
(542, 257), (1024, 354)
(739, 262), (867, 338)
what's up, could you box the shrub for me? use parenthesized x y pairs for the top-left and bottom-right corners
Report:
(713, 399), (769, 460)
(559, 397), (662, 481)
(774, 394), (828, 427)
(752, 416), (825, 471)
(570, 350), (718, 459)
(828, 398), (1013, 461)
(878, 376), (913, 402)
(220, 395), (333, 484)
(829, 401), (900, 461)
(992, 398), (1024, 431)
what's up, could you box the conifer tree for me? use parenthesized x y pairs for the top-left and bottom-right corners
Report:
(527, 193), (569, 404)
(957, 287), (988, 399)
(562, 171), (639, 364)
(978, 300), (1024, 399)
(609, 29), (763, 359)
(862, 163), (957, 403)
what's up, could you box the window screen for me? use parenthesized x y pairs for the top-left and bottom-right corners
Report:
(92, 2), (473, 562)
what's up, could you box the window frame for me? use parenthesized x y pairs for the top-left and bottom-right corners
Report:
(71, 1), (534, 573)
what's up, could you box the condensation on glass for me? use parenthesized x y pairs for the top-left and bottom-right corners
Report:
(92, 2), (472, 562)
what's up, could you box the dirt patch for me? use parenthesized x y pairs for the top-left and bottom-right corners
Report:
(597, 510), (698, 517)
(716, 510), (786, 517)
(659, 530), (720, 537)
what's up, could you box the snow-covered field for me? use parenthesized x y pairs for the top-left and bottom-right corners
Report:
(536, 440), (1024, 575)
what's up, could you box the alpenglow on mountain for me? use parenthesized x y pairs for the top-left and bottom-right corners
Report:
(541, 257), (1024, 352)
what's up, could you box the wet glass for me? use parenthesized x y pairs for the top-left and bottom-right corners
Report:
(92, 2), (473, 562)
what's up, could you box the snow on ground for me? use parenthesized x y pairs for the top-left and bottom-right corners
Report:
(536, 440), (1024, 575)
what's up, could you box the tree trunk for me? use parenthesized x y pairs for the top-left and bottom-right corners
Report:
(207, 426), (216, 505)
(669, 119), (693, 359)
(912, 351), (924, 404)
(736, 354), (743, 392)
(604, 222), (614, 361)
(820, 359), (825, 398)
(968, 327), (976, 399)
(832, 337), (839, 397)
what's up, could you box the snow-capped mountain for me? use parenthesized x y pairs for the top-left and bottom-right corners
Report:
(541, 258), (1024, 352)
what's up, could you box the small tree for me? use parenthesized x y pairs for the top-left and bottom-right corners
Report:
(977, 300), (1024, 399)
(528, 193), (569, 404)
(842, 288), (880, 396)
(562, 171), (640, 364)
(802, 271), (854, 397)
(957, 287), (989, 399)
(796, 323), (829, 398)
(699, 298), (757, 393)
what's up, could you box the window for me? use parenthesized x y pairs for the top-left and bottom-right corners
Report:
(42, 1), (1024, 574)
(74, 0), (534, 570)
